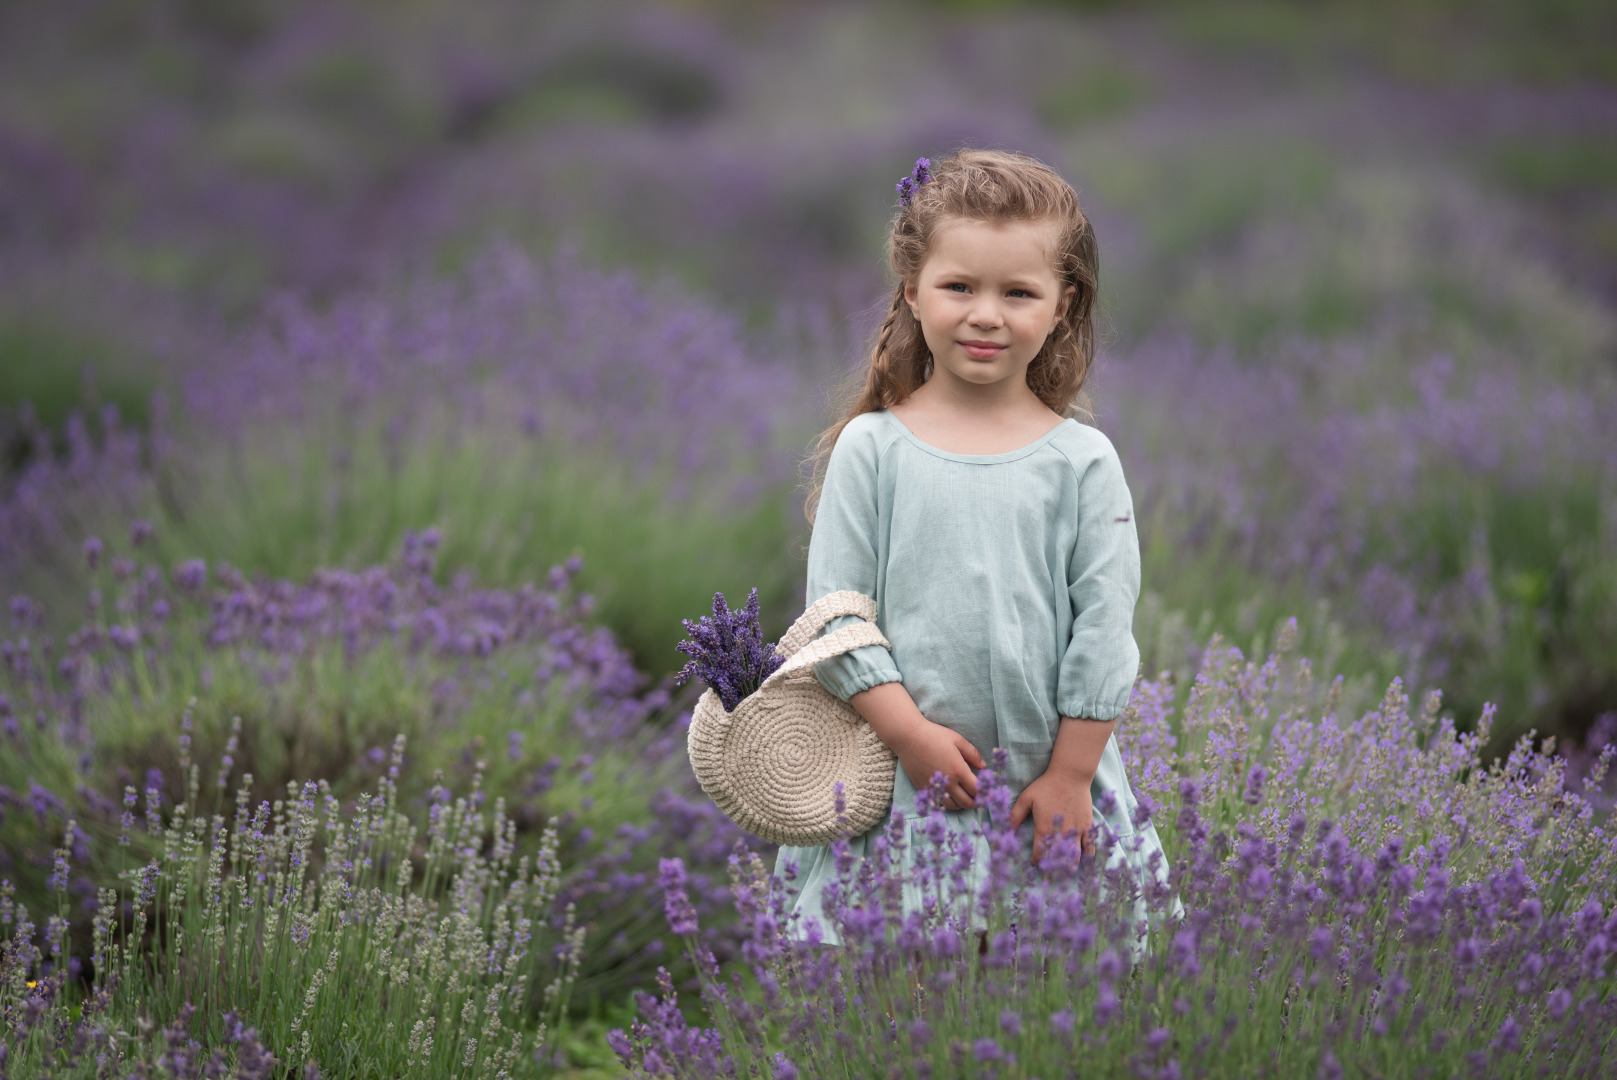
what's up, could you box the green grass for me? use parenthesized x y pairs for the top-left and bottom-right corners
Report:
(1037, 58), (1149, 130)
(1488, 136), (1617, 200)
(1372, 470), (1617, 741)
(0, 317), (157, 456)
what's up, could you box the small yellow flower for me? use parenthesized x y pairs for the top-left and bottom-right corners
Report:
(26, 980), (36, 988)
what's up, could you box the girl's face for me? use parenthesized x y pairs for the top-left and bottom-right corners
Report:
(904, 216), (1073, 397)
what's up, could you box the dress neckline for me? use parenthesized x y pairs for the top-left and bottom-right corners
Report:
(882, 410), (1073, 464)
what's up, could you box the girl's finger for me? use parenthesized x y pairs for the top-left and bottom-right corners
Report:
(1010, 791), (1030, 829)
(956, 763), (978, 797)
(959, 740), (986, 770)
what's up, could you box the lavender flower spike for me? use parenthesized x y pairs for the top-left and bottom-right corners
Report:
(896, 157), (932, 207)
(675, 588), (783, 711)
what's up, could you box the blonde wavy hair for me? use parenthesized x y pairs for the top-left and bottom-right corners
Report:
(804, 148), (1100, 523)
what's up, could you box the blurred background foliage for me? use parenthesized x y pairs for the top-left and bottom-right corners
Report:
(2, 0), (1614, 745)
(0, 0), (1614, 1072)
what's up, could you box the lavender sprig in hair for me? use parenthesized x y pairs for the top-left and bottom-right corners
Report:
(675, 588), (784, 712)
(895, 156), (932, 207)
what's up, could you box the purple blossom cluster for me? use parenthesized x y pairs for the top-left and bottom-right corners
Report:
(896, 157), (932, 207)
(674, 589), (783, 712)
(613, 763), (1617, 1078)
(1, 526), (646, 757)
(0, 978), (281, 1080)
(1114, 626), (1617, 908)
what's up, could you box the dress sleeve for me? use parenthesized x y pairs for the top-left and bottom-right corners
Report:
(1056, 438), (1141, 722)
(804, 420), (903, 702)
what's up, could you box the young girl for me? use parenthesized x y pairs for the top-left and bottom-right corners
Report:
(775, 148), (1171, 944)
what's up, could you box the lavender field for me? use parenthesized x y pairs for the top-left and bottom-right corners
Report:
(2, 1), (1615, 1076)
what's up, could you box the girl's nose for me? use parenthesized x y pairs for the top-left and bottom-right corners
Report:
(967, 299), (1003, 329)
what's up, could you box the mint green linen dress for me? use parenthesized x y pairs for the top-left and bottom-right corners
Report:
(774, 409), (1172, 944)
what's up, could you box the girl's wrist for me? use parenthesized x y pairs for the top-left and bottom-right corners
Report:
(1044, 759), (1098, 784)
(1047, 716), (1113, 783)
(850, 683), (932, 747)
(872, 710), (933, 755)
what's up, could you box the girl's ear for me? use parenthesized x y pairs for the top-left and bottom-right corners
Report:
(903, 281), (920, 320)
(1053, 284), (1076, 328)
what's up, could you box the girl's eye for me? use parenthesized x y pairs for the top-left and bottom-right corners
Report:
(947, 283), (970, 293)
(1008, 288), (1033, 299)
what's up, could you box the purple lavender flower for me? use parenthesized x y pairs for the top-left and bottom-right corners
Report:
(897, 157), (932, 207)
(658, 857), (700, 936)
(175, 559), (207, 591)
(674, 588), (783, 712)
(1242, 764), (1267, 805)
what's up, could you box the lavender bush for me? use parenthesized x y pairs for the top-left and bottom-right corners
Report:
(611, 621), (1617, 1076)
(1, 735), (583, 1077)
(616, 763), (1616, 1078)
(0, 528), (765, 1019)
(1118, 624), (1617, 908)
(675, 590), (784, 713)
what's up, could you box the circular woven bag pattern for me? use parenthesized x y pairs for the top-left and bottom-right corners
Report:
(686, 591), (896, 847)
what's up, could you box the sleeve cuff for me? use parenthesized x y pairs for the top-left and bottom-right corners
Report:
(817, 666), (903, 703)
(1056, 697), (1130, 723)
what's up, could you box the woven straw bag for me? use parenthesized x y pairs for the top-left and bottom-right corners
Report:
(686, 590), (896, 846)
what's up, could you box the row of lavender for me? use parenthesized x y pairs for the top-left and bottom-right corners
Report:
(0, 244), (811, 678)
(624, 767), (1616, 1079)
(4, 523), (1614, 1072)
(612, 629), (1617, 1076)
(7, 227), (1613, 746)
(4, 0), (1614, 743)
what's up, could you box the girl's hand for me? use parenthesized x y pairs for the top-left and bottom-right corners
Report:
(1012, 716), (1114, 863)
(1010, 770), (1094, 864)
(890, 721), (986, 811)
(850, 683), (985, 810)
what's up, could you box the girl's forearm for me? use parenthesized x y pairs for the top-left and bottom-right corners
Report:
(1048, 716), (1115, 781)
(849, 681), (931, 752)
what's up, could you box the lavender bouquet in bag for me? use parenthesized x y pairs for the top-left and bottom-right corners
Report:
(675, 589), (784, 711)
(679, 589), (896, 845)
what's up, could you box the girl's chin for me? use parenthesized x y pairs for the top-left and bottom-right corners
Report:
(938, 365), (1021, 388)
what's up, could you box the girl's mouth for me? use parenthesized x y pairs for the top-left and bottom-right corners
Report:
(960, 341), (1007, 359)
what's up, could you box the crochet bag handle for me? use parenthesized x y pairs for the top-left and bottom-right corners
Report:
(762, 590), (888, 690)
(774, 590), (878, 658)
